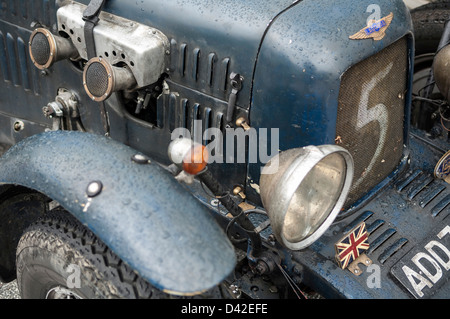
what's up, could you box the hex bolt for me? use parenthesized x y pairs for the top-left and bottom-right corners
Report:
(45, 101), (64, 117)
(42, 106), (53, 118)
(255, 260), (269, 275)
(267, 234), (276, 244)
(86, 181), (103, 197)
(229, 284), (241, 298)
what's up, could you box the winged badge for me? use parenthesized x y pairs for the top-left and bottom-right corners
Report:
(349, 12), (394, 41)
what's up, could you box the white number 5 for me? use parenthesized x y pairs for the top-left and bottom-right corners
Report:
(353, 62), (393, 189)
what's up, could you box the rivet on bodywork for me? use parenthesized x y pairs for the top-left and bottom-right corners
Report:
(13, 121), (25, 132)
(86, 181), (103, 197)
(131, 153), (151, 164)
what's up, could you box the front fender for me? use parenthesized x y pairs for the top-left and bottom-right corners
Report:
(0, 131), (236, 295)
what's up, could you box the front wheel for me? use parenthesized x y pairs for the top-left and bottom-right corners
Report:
(410, 1), (450, 131)
(16, 209), (164, 299)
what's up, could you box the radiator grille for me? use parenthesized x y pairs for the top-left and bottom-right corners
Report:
(336, 37), (408, 207)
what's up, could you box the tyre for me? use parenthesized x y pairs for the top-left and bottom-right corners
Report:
(410, 2), (450, 130)
(16, 209), (166, 299)
(411, 1), (450, 56)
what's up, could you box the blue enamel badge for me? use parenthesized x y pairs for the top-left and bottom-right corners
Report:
(350, 12), (394, 41)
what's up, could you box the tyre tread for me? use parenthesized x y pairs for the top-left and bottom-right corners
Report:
(16, 208), (163, 299)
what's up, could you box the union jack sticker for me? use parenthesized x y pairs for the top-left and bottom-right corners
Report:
(335, 222), (370, 269)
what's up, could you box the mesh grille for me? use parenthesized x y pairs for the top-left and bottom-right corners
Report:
(336, 37), (408, 207)
(30, 32), (51, 66)
(86, 62), (109, 97)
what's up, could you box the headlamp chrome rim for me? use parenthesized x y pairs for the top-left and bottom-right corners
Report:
(260, 145), (354, 250)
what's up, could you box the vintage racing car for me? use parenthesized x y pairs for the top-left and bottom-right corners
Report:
(0, 0), (448, 299)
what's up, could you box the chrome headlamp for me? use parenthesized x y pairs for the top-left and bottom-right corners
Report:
(260, 145), (354, 250)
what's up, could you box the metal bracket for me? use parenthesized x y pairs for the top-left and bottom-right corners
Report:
(42, 89), (83, 131)
(226, 73), (244, 124)
(347, 254), (372, 276)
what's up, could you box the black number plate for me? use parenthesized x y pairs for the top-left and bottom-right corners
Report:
(391, 215), (450, 298)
